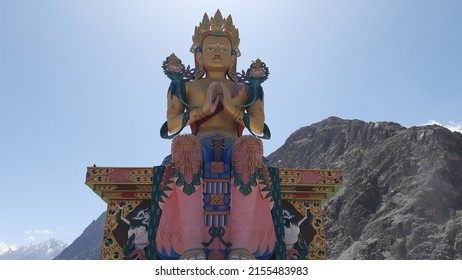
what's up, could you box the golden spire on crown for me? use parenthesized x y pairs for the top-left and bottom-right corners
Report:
(190, 9), (241, 57)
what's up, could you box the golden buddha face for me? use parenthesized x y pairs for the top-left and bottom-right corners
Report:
(199, 35), (234, 74)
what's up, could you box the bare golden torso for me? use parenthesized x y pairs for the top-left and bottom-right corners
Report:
(185, 78), (248, 137)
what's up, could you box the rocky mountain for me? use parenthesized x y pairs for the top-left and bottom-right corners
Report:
(267, 116), (462, 259)
(0, 239), (67, 260)
(54, 211), (105, 260)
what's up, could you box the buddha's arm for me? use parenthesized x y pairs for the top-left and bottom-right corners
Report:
(243, 99), (265, 135)
(166, 84), (214, 133)
(222, 84), (265, 135)
(228, 99), (265, 135)
(166, 94), (187, 133)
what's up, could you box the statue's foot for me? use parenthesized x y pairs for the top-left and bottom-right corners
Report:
(227, 248), (256, 260)
(180, 249), (207, 260)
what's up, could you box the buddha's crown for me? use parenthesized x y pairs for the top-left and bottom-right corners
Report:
(190, 10), (241, 57)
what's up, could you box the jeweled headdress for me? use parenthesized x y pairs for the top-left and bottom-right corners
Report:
(190, 9), (241, 57)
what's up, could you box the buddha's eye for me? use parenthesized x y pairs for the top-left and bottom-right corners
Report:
(206, 47), (214, 51)
(221, 49), (229, 52)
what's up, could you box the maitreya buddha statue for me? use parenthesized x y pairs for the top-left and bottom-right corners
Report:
(154, 10), (281, 260)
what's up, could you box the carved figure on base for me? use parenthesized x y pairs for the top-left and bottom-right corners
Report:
(117, 206), (149, 260)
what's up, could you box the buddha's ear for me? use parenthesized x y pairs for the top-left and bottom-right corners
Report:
(194, 52), (205, 80)
(230, 55), (236, 68)
(227, 55), (238, 83)
(195, 52), (202, 64)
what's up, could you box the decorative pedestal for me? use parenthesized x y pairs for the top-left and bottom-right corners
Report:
(86, 166), (342, 260)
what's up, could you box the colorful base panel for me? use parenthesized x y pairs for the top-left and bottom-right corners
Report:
(86, 166), (342, 260)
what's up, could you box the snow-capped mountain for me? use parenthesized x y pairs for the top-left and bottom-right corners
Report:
(0, 241), (17, 255)
(0, 239), (67, 260)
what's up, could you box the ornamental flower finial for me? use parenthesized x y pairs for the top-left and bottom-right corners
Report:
(165, 53), (183, 73)
(247, 58), (269, 83)
(162, 53), (186, 81)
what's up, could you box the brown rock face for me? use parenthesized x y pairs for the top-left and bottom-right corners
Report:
(267, 116), (462, 259)
(54, 212), (105, 260)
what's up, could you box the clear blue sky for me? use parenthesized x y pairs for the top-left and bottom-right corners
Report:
(1, 0), (460, 247)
